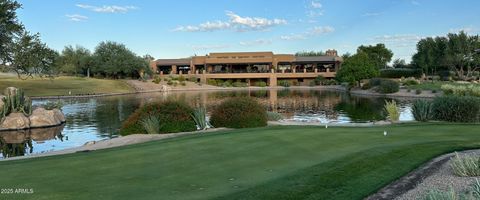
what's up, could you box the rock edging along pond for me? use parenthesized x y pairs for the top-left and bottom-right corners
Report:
(0, 87), (66, 131)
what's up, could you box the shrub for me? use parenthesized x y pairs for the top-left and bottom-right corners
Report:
(314, 75), (326, 85)
(376, 79), (400, 94)
(232, 81), (248, 87)
(191, 107), (212, 130)
(140, 115), (162, 134)
(441, 84), (480, 97)
(267, 111), (283, 121)
(178, 75), (186, 82)
(384, 100), (400, 122)
(210, 97), (267, 128)
(152, 75), (161, 84)
(255, 81), (267, 87)
(188, 76), (198, 82)
(421, 187), (457, 200)
(379, 68), (422, 78)
(432, 96), (480, 122)
(416, 89), (422, 95)
(403, 79), (419, 86)
(411, 99), (433, 122)
(369, 78), (383, 87)
(40, 101), (64, 110)
(432, 89), (437, 93)
(180, 81), (186, 86)
(120, 101), (196, 135)
(167, 79), (173, 85)
(450, 152), (480, 177)
(278, 80), (290, 87)
(207, 79), (217, 86)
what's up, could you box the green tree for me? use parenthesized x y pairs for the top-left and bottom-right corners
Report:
(336, 52), (378, 86)
(58, 45), (92, 76)
(0, 0), (23, 65)
(392, 58), (407, 68)
(92, 41), (149, 79)
(357, 43), (393, 69)
(7, 31), (58, 79)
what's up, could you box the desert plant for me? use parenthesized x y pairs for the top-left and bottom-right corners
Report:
(421, 187), (458, 200)
(232, 81), (248, 87)
(152, 75), (161, 84)
(180, 81), (186, 86)
(411, 99), (433, 122)
(1, 88), (32, 119)
(267, 111), (283, 121)
(207, 79), (217, 86)
(384, 100), (400, 122)
(188, 76), (198, 82)
(416, 89), (422, 95)
(120, 100), (196, 135)
(140, 115), (162, 134)
(178, 75), (186, 82)
(210, 97), (267, 128)
(432, 96), (480, 122)
(191, 107), (213, 130)
(441, 84), (480, 97)
(278, 80), (290, 87)
(450, 152), (480, 177)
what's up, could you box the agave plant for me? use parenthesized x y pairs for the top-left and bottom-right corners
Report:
(411, 99), (433, 122)
(384, 100), (400, 122)
(191, 107), (213, 130)
(140, 115), (162, 134)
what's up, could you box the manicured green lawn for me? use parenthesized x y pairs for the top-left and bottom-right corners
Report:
(406, 81), (445, 90)
(0, 74), (134, 97)
(0, 124), (479, 200)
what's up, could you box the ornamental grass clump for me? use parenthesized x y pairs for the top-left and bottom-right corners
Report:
(411, 99), (433, 122)
(140, 115), (162, 134)
(191, 107), (213, 130)
(267, 111), (283, 121)
(432, 96), (480, 123)
(210, 97), (267, 128)
(441, 84), (480, 97)
(450, 152), (480, 177)
(384, 100), (400, 122)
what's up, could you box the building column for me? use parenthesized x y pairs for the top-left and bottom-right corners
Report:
(171, 65), (177, 74)
(269, 74), (277, 86)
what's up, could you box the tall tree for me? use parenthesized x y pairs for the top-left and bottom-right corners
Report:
(336, 52), (378, 86)
(0, 0), (23, 65)
(92, 41), (149, 79)
(58, 45), (92, 76)
(357, 43), (393, 69)
(295, 51), (326, 56)
(8, 31), (58, 79)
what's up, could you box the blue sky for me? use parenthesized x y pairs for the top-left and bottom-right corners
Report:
(17, 0), (480, 62)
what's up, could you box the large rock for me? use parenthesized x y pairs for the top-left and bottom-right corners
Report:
(29, 107), (61, 128)
(52, 108), (66, 123)
(0, 112), (30, 130)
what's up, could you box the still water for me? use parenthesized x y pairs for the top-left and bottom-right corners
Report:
(0, 89), (414, 159)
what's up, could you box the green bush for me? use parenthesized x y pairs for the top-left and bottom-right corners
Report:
(403, 79), (419, 86)
(232, 81), (248, 87)
(207, 79), (217, 86)
(167, 79), (173, 85)
(180, 81), (186, 86)
(140, 115), (162, 134)
(379, 68), (422, 78)
(210, 97), (267, 128)
(416, 89), (422, 95)
(450, 152), (480, 177)
(432, 96), (480, 122)
(278, 80), (290, 87)
(411, 99), (433, 122)
(376, 79), (400, 94)
(368, 78), (383, 87)
(314, 75), (326, 85)
(178, 75), (186, 82)
(152, 75), (161, 84)
(120, 100), (196, 135)
(188, 76), (198, 82)
(255, 81), (267, 87)
(40, 101), (64, 110)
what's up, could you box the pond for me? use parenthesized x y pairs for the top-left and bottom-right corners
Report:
(0, 89), (415, 159)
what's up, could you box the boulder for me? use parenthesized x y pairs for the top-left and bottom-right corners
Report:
(30, 124), (65, 141)
(4, 87), (17, 96)
(52, 108), (66, 123)
(0, 112), (30, 130)
(29, 107), (61, 128)
(0, 130), (29, 143)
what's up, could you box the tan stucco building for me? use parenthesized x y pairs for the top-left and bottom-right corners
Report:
(150, 50), (342, 86)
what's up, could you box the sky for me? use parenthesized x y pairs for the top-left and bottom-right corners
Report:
(16, 0), (480, 62)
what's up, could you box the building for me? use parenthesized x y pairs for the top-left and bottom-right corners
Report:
(150, 50), (342, 86)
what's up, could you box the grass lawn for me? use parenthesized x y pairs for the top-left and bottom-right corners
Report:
(406, 81), (445, 91)
(0, 74), (134, 97)
(0, 124), (479, 200)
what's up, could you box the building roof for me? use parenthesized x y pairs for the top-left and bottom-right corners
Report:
(155, 58), (191, 66)
(294, 56), (342, 62)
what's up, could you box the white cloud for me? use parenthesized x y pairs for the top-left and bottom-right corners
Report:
(174, 11), (287, 32)
(308, 26), (335, 35)
(191, 44), (230, 51)
(76, 4), (138, 13)
(66, 14), (88, 22)
(239, 39), (272, 46)
(310, 1), (322, 9)
(280, 34), (307, 41)
(362, 12), (382, 17)
(372, 34), (423, 48)
(449, 26), (478, 34)
(280, 26), (334, 41)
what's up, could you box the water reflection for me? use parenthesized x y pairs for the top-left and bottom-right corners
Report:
(1, 89), (414, 159)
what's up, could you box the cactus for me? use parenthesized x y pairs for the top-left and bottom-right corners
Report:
(0, 88), (33, 121)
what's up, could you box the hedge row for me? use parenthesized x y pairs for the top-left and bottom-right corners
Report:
(379, 68), (422, 78)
